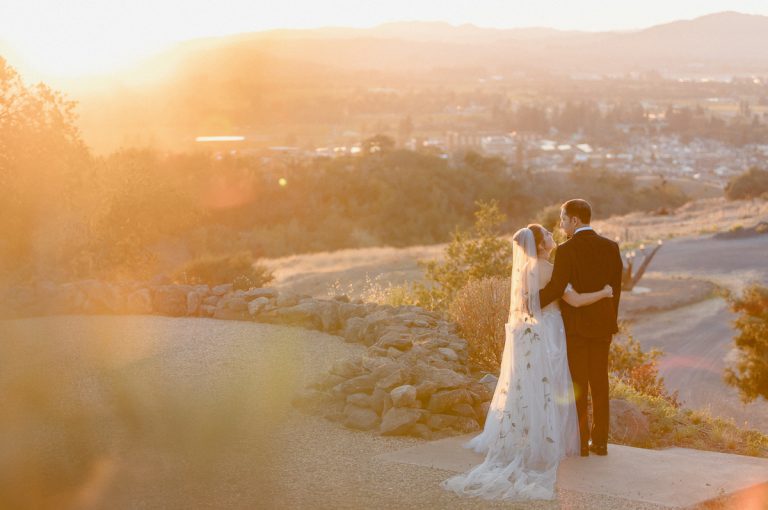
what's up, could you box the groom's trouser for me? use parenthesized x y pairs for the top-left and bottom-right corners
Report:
(566, 335), (611, 448)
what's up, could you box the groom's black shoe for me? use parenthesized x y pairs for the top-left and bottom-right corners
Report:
(589, 444), (608, 456)
(580, 446), (589, 457)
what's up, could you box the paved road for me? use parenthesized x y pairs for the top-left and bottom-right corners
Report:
(628, 234), (768, 432)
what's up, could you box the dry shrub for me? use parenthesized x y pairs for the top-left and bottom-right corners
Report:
(177, 251), (274, 289)
(448, 276), (510, 372)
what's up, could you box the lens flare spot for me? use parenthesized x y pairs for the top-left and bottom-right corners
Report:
(278, 178), (288, 187)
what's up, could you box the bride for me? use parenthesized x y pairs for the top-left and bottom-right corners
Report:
(441, 224), (613, 501)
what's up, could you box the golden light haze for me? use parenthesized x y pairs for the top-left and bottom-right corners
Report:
(3, 0), (768, 82)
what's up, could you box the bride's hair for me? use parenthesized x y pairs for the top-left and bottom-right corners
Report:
(526, 224), (545, 251)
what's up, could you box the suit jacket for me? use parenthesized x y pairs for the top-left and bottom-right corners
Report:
(539, 229), (623, 339)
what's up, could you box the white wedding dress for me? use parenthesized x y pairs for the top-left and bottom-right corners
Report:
(441, 228), (580, 501)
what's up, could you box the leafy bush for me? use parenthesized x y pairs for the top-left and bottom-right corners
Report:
(177, 252), (274, 289)
(725, 167), (768, 200)
(609, 327), (681, 407)
(448, 276), (510, 372)
(413, 200), (513, 312)
(725, 284), (768, 403)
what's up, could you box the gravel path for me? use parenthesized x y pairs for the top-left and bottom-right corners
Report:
(0, 315), (700, 509)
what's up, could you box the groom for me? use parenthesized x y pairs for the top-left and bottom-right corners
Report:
(539, 199), (623, 457)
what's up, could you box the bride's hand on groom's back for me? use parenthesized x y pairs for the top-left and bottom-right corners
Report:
(602, 284), (613, 299)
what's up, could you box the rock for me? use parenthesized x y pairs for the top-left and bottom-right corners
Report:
(414, 380), (440, 402)
(380, 407), (422, 435)
(468, 382), (493, 403)
(79, 280), (123, 313)
(226, 297), (249, 312)
(200, 304), (216, 317)
(203, 295), (219, 306)
(311, 373), (347, 391)
(426, 413), (459, 430)
(248, 297), (269, 316)
(126, 288), (152, 314)
(475, 401), (491, 425)
(212, 283), (233, 296)
(377, 330), (413, 351)
(330, 358), (363, 379)
(151, 285), (188, 316)
(451, 416), (480, 433)
(276, 292), (300, 308)
(336, 375), (377, 395)
(375, 368), (409, 391)
(438, 347), (459, 361)
(414, 363), (469, 390)
(450, 402), (478, 419)
(411, 423), (433, 440)
(244, 287), (278, 299)
(479, 373), (499, 394)
(427, 389), (473, 413)
(343, 404), (380, 431)
(272, 302), (323, 329)
(342, 317), (366, 343)
(390, 385), (418, 408)
(369, 387), (390, 414)
(187, 291), (201, 315)
(346, 393), (374, 408)
(610, 398), (650, 444)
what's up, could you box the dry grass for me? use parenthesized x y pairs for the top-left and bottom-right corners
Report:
(594, 197), (768, 246)
(448, 277), (510, 373)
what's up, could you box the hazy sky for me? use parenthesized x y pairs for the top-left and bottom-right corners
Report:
(2, 0), (768, 79)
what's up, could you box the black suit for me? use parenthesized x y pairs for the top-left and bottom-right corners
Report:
(539, 228), (623, 449)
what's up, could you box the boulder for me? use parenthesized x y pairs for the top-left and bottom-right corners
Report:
(187, 291), (201, 316)
(343, 404), (380, 431)
(451, 416), (481, 433)
(125, 289), (152, 314)
(211, 283), (233, 296)
(438, 347), (459, 361)
(427, 389), (473, 413)
(609, 398), (651, 444)
(346, 393), (374, 408)
(226, 297), (249, 312)
(390, 385), (418, 408)
(414, 363), (469, 390)
(377, 330), (413, 351)
(426, 413), (459, 430)
(380, 407), (422, 435)
(330, 358), (363, 379)
(276, 292), (300, 308)
(342, 317), (366, 343)
(151, 285), (188, 316)
(244, 287), (278, 300)
(79, 280), (123, 313)
(336, 375), (377, 395)
(449, 402), (477, 419)
(248, 297), (269, 316)
(271, 302), (323, 329)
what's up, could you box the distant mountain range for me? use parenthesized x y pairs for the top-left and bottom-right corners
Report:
(9, 11), (766, 153)
(143, 11), (768, 78)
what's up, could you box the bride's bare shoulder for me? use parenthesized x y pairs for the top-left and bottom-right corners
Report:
(537, 260), (554, 280)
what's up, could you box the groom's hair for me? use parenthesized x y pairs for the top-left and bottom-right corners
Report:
(562, 199), (592, 224)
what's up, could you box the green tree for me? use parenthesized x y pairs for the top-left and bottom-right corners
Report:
(725, 284), (768, 403)
(414, 199), (513, 312)
(0, 57), (92, 280)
